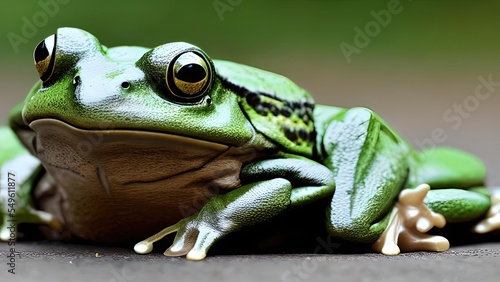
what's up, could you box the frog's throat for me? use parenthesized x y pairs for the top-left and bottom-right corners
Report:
(28, 118), (236, 188)
(27, 118), (259, 242)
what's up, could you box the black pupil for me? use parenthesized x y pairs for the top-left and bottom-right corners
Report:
(177, 64), (206, 83)
(34, 41), (50, 63)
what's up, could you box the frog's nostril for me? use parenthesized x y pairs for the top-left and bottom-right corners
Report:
(72, 76), (81, 86)
(121, 82), (131, 89)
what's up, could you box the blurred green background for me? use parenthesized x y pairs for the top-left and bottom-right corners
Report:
(1, 0), (499, 184)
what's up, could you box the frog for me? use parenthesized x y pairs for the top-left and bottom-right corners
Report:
(1, 27), (499, 260)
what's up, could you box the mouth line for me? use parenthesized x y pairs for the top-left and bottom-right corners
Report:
(28, 118), (230, 151)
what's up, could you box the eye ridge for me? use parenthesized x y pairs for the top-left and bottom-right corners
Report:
(176, 64), (206, 83)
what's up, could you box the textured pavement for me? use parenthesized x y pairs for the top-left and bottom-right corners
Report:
(1, 241), (499, 282)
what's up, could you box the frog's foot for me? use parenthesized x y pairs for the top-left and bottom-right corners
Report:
(372, 184), (449, 255)
(28, 208), (64, 232)
(0, 206), (63, 241)
(135, 179), (293, 260)
(134, 215), (212, 260)
(473, 188), (500, 233)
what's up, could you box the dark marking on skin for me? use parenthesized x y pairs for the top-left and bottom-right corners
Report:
(281, 126), (297, 142)
(218, 74), (314, 118)
(298, 128), (309, 141)
(246, 92), (260, 107)
(309, 131), (317, 142)
(218, 75), (316, 147)
(254, 104), (267, 116)
(281, 107), (292, 117)
(292, 101), (302, 109)
(270, 104), (280, 116)
(296, 107), (306, 118)
(305, 106), (313, 117)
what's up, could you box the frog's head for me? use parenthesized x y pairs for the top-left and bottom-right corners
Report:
(19, 28), (274, 238)
(23, 27), (255, 148)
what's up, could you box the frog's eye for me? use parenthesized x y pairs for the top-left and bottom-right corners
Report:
(166, 51), (211, 100)
(34, 34), (57, 82)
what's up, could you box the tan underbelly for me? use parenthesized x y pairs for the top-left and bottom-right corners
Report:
(30, 119), (259, 242)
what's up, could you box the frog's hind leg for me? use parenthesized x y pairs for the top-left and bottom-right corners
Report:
(408, 147), (499, 233)
(373, 146), (493, 254)
(372, 185), (495, 255)
(407, 147), (486, 189)
(0, 133), (63, 241)
(372, 184), (451, 255)
(321, 107), (411, 243)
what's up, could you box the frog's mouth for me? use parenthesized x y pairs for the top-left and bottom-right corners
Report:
(28, 118), (245, 193)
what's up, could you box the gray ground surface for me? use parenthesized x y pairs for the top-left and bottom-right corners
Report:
(0, 241), (499, 282)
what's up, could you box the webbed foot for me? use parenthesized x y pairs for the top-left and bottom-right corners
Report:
(473, 188), (500, 233)
(1, 153), (63, 241)
(134, 178), (293, 260)
(372, 184), (449, 255)
(0, 208), (63, 241)
(134, 215), (213, 260)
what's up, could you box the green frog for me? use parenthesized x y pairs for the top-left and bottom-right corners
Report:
(1, 27), (498, 260)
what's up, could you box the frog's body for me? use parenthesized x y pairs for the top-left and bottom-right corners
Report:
(1, 28), (499, 259)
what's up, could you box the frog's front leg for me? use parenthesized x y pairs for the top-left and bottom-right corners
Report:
(320, 107), (411, 243)
(1, 128), (63, 241)
(134, 158), (334, 260)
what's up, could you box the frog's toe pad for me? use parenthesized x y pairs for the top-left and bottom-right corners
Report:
(163, 232), (197, 257)
(134, 242), (153, 254)
(373, 184), (450, 254)
(473, 188), (500, 233)
(186, 250), (207, 261)
(380, 243), (401, 256)
(165, 225), (223, 260)
(134, 221), (184, 255)
(134, 217), (219, 260)
(0, 229), (10, 242)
